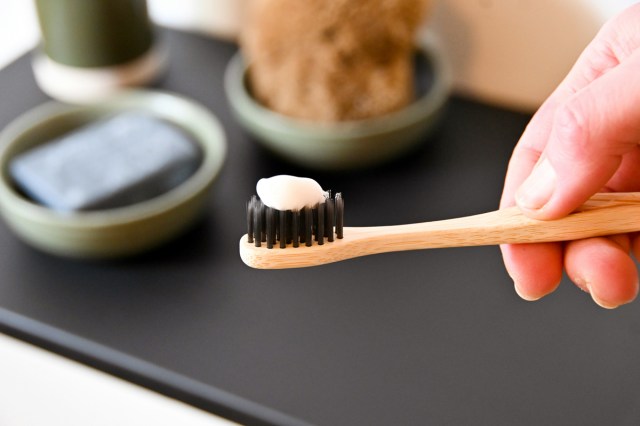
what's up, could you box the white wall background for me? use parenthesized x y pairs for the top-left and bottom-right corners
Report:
(1, 0), (637, 110)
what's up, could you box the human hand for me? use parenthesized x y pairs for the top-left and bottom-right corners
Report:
(500, 3), (640, 308)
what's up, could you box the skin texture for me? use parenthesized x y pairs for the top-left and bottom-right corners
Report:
(500, 3), (640, 308)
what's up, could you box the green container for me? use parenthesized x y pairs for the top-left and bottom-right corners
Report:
(35, 0), (154, 68)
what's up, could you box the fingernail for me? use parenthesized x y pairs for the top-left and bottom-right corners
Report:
(515, 158), (556, 211)
(573, 276), (589, 293)
(514, 280), (540, 301)
(591, 294), (619, 309)
(585, 282), (619, 309)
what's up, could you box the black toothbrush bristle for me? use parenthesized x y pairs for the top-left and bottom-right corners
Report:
(305, 207), (313, 247)
(254, 200), (263, 247)
(278, 211), (288, 248)
(292, 211), (300, 247)
(266, 207), (275, 249)
(246, 191), (344, 249)
(335, 193), (344, 239)
(317, 204), (324, 245)
(325, 195), (334, 242)
(247, 197), (255, 244)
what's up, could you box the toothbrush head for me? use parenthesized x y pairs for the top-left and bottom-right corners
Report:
(245, 192), (344, 249)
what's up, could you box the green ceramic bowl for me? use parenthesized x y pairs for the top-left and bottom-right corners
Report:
(225, 37), (451, 170)
(0, 91), (226, 259)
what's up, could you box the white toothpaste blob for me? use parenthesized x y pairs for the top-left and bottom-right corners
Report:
(256, 175), (327, 211)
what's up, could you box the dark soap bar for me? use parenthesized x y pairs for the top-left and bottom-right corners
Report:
(10, 112), (202, 212)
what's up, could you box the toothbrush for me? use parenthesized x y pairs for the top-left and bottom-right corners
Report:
(240, 192), (640, 269)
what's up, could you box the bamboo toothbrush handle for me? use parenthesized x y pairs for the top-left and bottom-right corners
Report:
(240, 192), (640, 269)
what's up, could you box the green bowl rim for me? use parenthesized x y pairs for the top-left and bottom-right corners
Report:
(0, 90), (227, 228)
(224, 34), (451, 141)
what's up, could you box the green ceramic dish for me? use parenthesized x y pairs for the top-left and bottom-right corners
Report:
(0, 91), (226, 259)
(224, 36), (451, 170)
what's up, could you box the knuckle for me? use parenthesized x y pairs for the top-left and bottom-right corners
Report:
(597, 4), (640, 61)
(553, 98), (590, 152)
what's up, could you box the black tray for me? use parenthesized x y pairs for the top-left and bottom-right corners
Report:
(1, 29), (639, 426)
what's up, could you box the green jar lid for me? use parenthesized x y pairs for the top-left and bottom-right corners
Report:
(35, 0), (154, 68)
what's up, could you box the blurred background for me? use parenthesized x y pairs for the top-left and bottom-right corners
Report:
(1, 0), (637, 110)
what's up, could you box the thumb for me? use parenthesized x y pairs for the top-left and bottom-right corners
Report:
(515, 50), (640, 219)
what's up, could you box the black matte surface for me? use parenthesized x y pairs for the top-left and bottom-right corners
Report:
(1, 30), (640, 426)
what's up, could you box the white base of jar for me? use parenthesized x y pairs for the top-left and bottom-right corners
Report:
(32, 43), (169, 104)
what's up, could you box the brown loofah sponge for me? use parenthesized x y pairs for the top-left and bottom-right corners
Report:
(242, 0), (430, 122)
